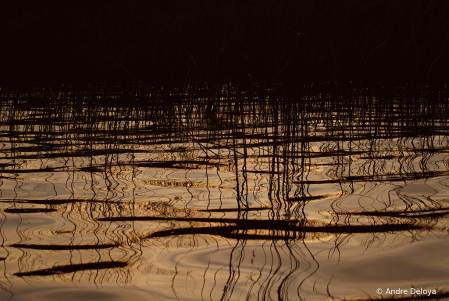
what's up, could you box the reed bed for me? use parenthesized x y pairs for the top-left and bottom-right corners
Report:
(0, 83), (448, 300)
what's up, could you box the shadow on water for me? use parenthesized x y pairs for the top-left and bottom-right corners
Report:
(14, 261), (128, 277)
(0, 83), (449, 300)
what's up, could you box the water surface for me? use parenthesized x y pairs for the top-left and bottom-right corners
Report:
(1, 84), (448, 300)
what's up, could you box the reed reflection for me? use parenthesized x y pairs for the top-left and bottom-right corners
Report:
(0, 83), (448, 300)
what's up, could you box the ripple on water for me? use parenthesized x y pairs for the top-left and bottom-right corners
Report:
(12, 286), (153, 301)
(312, 235), (449, 298)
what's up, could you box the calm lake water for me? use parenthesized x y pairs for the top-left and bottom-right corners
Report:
(0, 84), (449, 300)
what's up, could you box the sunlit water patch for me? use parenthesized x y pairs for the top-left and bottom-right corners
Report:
(0, 84), (449, 300)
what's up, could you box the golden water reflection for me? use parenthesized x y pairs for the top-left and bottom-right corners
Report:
(1, 84), (449, 300)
